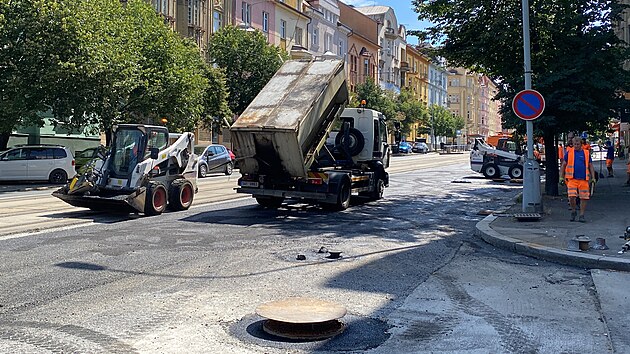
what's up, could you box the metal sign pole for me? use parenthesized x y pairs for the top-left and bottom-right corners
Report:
(521, 0), (542, 213)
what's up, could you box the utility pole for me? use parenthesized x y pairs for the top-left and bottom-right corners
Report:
(521, 0), (542, 213)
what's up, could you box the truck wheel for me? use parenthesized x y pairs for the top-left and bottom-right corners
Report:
(256, 197), (284, 209)
(224, 162), (233, 176)
(325, 180), (351, 211)
(482, 163), (500, 179)
(145, 182), (167, 216)
(371, 178), (385, 200)
(508, 165), (523, 179)
(335, 128), (365, 156)
(198, 164), (207, 178)
(49, 169), (68, 184)
(169, 179), (194, 211)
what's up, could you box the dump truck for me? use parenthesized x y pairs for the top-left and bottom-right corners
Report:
(230, 57), (390, 210)
(53, 124), (198, 215)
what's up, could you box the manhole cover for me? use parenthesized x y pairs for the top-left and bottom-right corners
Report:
(256, 297), (347, 340)
(256, 297), (346, 323)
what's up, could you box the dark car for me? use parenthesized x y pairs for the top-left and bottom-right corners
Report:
(195, 144), (233, 177)
(412, 142), (429, 154)
(398, 141), (412, 154)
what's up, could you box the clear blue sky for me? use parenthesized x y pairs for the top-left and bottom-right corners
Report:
(342, 0), (433, 45)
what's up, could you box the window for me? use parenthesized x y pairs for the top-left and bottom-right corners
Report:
(324, 33), (333, 52)
(188, 0), (200, 26)
(338, 40), (344, 56)
(2, 149), (25, 160)
(280, 20), (286, 39)
(242, 2), (251, 25)
(312, 28), (318, 46)
(364, 59), (369, 76)
(295, 27), (303, 45)
(213, 10), (222, 32)
(152, 0), (169, 14)
(262, 11), (269, 32)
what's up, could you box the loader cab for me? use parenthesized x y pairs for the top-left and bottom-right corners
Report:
(108, 125), (169, 180)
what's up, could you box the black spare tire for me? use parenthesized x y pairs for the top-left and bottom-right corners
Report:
(335, 127), (365, 156)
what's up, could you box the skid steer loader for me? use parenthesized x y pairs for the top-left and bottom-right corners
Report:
(53, 124), (198, 215)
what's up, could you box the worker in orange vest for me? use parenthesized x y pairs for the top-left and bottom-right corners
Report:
(560, 136), (596, 222)
(558, 143), (565, 163)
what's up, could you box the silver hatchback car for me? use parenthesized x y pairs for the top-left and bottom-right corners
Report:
(0, 145), (76, 183)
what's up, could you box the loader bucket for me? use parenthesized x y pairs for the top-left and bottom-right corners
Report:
(52, 188), (147, 214)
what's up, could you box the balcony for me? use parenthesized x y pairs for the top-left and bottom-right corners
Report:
(384, 27), (397, 39)
(400, 61), (410, 72)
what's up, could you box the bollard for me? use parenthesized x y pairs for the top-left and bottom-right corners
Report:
(592, 238), (609, 250)
(567, 239), (581, 252)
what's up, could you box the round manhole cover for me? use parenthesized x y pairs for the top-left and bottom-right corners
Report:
(256, 297), (347, 324)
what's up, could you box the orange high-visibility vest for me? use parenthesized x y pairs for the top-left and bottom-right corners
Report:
(565, 149), (590, 181)
(558, 145), (565, 160)
(583, 143), (591, 151)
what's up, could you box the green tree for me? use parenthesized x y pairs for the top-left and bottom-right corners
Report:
(208, 26), (287, 116)
(0, 0), (79, 149)
(397, 88), (428, 135)
(352, 78), (397, 123)
(412, 0), (630, 195)
(54, 0), (214, 143)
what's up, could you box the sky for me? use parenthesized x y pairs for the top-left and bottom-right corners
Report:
(341, 0), (433, 45)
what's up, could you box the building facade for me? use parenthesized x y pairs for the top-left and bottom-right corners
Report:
(428, 57), (448, 108)
(339, 2), (379, 93)
(447, 67), (481, 145)
(355, 6), (406, 94)
(304, 0), (349, 58)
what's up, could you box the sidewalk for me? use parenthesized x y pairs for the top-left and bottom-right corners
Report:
(476, 159), (630, 271)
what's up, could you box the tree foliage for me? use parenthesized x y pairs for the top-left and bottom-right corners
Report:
(0, 0), (231, 148)
(0, 0), (78, 148)
(412, 0), (630, 194)
(397, 88), (429, 134)
(430, 104), (464, 139)
(208, 26), (287, 117)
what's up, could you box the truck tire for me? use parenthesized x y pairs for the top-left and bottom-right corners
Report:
(335, 128), (365, 156)
(508, 165), (523, 179)
(145, 182), (167, 216)
(482, 163), (500, 179)
(371, 178), (385, 200)
(169, 179), (194, 211)
(256, 196), (284, 209)
(323, 180), (351, 211)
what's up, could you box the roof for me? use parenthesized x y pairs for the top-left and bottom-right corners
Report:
(354, 6), (391, 16)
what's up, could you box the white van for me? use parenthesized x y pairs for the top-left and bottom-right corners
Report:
(0, 145), (76, 183)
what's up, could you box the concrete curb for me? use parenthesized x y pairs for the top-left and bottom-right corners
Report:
(475, 215), (630, 272)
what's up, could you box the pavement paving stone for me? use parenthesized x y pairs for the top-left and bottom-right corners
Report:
(476, 158), (630, 271)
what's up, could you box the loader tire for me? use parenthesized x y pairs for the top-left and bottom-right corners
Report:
(508, 165), (523, 179)
(322, 179), (351, 211)
(169, 179), (194, 211)
(482, 163), (500, 179)
(145, 182), (167, 216)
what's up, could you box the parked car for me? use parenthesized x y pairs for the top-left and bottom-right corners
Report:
(398, 141), (412, 154)
(195, 144), (233, 177)
(0, 145), (76, 183)
(412, 142), (429, 154)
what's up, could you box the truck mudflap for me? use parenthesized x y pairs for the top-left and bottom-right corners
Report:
(52, 187), (147, 213)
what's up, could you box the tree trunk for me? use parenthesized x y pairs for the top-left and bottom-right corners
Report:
(0, 131), (10, 151)
(544, 130), (559, 196)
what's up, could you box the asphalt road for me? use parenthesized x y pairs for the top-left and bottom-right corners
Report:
(0, 153), (624, 353)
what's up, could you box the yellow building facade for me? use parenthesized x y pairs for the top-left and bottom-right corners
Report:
(402, 45), (430, 142)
